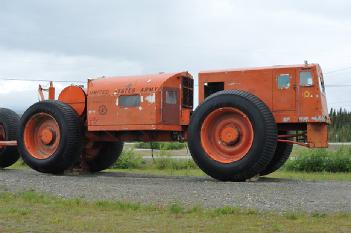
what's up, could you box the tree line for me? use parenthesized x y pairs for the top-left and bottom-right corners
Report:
(329, 108), (351, 142)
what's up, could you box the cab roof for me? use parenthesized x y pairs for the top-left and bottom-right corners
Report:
(200, 64), (319, 74)
(88, 71), (192, 92)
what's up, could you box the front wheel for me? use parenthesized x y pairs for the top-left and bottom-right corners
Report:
(18, 101), (83, 174)
(188, 90), (277, 181)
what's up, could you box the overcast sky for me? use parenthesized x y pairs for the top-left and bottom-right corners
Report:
(0, 0), (351, 112)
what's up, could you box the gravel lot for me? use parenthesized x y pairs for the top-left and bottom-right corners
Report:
(1, 169), (350, 213)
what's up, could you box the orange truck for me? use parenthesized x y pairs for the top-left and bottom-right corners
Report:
(0, 63), (329, 181)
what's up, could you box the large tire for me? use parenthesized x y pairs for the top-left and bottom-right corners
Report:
(86, 142), (124, 172)
(0, 108), (20, 168)
(188, 90), (277, 181)
(18, 100), (83, 174)
(260, 142), (293, 176)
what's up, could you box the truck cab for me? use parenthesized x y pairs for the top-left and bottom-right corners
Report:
(199, 63), (329, 148)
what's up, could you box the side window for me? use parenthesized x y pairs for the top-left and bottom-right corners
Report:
(119, 95), (141, 107)
(204, 82), (224, 98)
(165, 90), (177, 104)
(300, 71), (313, 86)
(277, 74), (291, 89)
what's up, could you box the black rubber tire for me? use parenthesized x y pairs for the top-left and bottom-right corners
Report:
(87, 142), (124, 172)
(260, 142), (293, 176)
(18, 100), (83, 174)
(188, 90), (277, 181)
(0, 108), (20, 168)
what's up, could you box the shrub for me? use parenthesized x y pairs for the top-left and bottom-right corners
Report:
(154, 157), (197, 170)
(284, 147), (351, 173)
(112, 149), (145, 169)
(135, 142), (185, 150)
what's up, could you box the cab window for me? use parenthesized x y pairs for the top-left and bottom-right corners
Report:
(277, 74), (291, 89)
(165, 90), (177, 104)
(300, 71), (313, 86)
(119, 95), (141, 107)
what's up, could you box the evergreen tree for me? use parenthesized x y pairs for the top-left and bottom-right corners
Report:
(328, 108), (351, 142)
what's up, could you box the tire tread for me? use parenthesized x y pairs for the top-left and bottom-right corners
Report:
(189, 90), (277, 181)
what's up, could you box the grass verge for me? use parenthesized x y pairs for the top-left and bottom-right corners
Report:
(11, 159), (351, 181)
(109, 168), (351, 181)
(9, 146), (351, 181)
(0, 190), (350, 233)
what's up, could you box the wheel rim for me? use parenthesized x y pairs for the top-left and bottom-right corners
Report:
(0, 124), (5, 151)
(200, 107), (254, 163)
(23, 113), (61, 159)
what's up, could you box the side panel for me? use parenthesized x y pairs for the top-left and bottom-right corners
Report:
(87, 78), (160, 129)
(199, 70), (273, 110)
(86, 73), (191, 131)
(272, 69), (296, 111)
(307, 123), (328, 148)
(87, 90), (159, 128)
(199, 64), (329, 125)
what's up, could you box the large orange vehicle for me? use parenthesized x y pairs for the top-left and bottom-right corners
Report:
(0, 63), (329, 181)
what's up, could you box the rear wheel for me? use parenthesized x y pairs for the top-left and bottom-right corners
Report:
(0, 108), (20, 168)
(18, 101), (83, 174)
(260, 141), (293, 176)
(85, 141), (124, 172)
(188, 90), (277, 181)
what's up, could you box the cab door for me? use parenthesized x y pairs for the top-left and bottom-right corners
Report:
(162, 88), (180, 125)
(272, 69), (296, 111)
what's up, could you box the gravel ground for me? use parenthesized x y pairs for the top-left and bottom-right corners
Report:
(1, 169), (350, 213)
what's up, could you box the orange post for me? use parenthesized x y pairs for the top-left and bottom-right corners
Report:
(49, 81), (55, 100)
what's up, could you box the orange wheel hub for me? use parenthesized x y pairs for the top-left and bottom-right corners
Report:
(39, 128), (55, 145)
(23, 113), (61, 159)
(201, 107), (254, 163)
(220, 127), (239, 145)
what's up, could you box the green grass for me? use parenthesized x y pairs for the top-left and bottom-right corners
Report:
(286, 147), (351, 173)
(9, 146), (351, 181)
(0, 190), (350, 233)
(9, 159), (26, 169)
(135, 142), (185, 150)
(108, 168), (206, 177)
(11, 159), (351, 181)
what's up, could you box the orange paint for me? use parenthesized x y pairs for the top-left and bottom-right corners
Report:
(15, 63), (328, 149)
(87, 72), (193, 132)
(200, 107), (254, 163)
(23, 113), (61, 159)
(48, 81), (55, 100)
(58, 85), (86, 116)
(199, 63), (329, 148)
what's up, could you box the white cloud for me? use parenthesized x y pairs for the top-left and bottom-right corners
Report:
(0, 48), (143, 110)
(0, 0), (350, 110)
